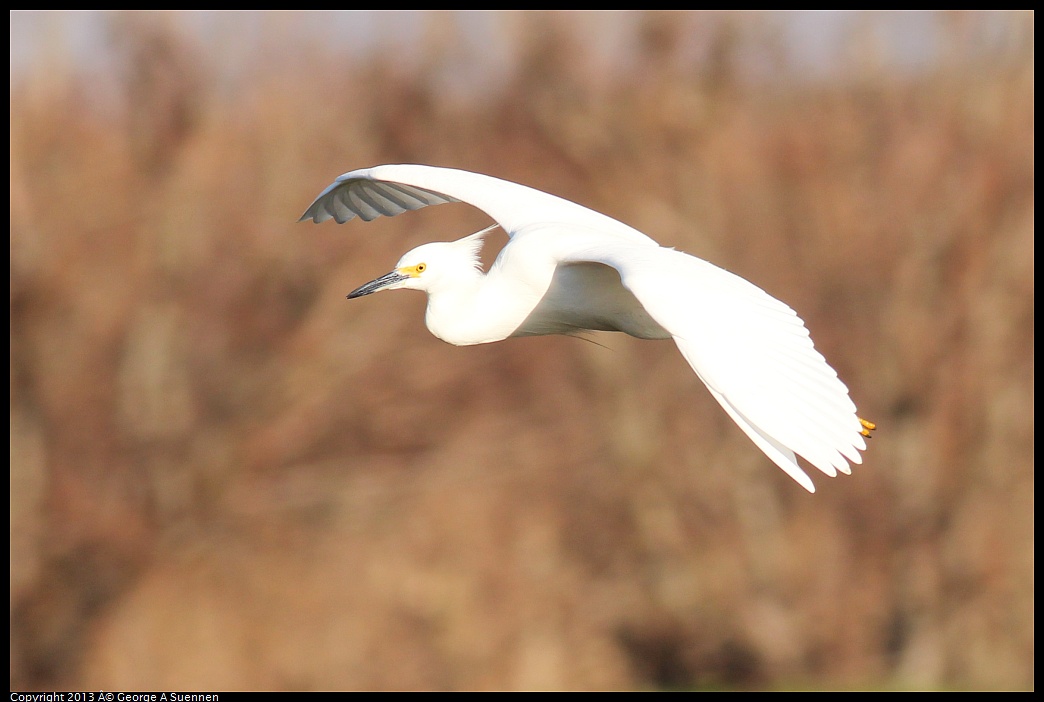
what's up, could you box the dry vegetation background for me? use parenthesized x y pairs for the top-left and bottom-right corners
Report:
(9, 11), (1034, 691)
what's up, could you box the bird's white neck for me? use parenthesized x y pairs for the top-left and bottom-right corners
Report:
(423, 271), (532, 346)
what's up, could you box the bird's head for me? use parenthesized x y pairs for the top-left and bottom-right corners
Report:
(347, 225), (494, 299)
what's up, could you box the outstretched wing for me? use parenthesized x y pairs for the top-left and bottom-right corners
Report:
(558, 241), (867, 493)
(300, 172), (459, 223)
(300, 164), (657, 245)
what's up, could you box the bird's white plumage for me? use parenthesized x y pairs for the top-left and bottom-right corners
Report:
(302, 164), (870, 492)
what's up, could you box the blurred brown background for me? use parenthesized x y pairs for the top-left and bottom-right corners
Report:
(9, 10), (1033, 691)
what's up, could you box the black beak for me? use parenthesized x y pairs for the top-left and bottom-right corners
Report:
(347, 270), (410, 299)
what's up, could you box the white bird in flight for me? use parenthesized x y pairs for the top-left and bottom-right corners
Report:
(301, 164), (874, 492)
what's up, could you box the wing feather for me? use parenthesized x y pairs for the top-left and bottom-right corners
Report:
(300, 164), (658, 245)
(557, 242), (867, 492)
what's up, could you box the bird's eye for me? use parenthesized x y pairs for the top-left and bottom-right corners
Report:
(416, 263), (426, 273)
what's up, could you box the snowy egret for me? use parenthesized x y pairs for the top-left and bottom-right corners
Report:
(301, 164), (874, 492)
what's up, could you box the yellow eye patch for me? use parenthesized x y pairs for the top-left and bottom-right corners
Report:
(398, 263), (427, 277)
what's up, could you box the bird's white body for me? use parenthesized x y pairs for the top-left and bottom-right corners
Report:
(302, 164), (873, 492)
(420, 228), (672, 345)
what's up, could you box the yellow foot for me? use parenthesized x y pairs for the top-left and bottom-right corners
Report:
(859, 417), (877, 438)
